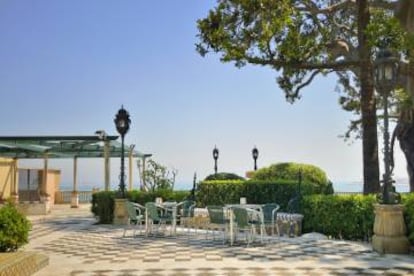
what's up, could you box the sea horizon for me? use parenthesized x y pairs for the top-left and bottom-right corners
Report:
(59, 181), (411, 193)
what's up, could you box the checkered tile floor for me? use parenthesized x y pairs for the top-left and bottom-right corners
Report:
(25, 217), (414, 276)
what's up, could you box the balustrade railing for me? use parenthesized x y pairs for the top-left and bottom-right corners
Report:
(54, 191), (93, 204)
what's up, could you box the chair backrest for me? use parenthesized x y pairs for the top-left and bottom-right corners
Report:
(181, 200), (195, 217)
(126, 201), (139, 221)
(262, 203), (280, 222)
(207, 206), (225, 224)
(232, 207), (249, 228)
(145, 202), (160, 221)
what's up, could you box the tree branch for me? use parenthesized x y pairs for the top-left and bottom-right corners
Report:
(370, 0), (398, 10)
(298, 0), (357, 14)
(245, 56), (360, 70)
(290, 69), (324, 99)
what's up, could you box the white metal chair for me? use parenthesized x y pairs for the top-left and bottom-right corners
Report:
(123, 201), (145, 237)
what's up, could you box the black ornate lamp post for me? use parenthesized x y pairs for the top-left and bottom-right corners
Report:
(114, 106), (131, 198)
(252, 146), (259, 171)
(374, 48), (399, 204)
(372, 47), (409, 255)
(213, 146), (219, 175)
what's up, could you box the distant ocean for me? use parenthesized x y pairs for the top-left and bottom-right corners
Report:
(60, 181), (411, 193)
(334, 182), (410, 193)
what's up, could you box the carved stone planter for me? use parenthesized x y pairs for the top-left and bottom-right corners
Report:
(113, 198), (128, 225)
(372, 204), (410, 254)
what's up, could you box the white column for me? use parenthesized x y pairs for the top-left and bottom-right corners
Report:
(142, 157), (147, 191)
(71, 156), (79, 208)
(42, 153), (49, 197)
(10, 158), (19, 203)
(42, 152), (51, 213)
(128, 145), (135, 191)
(104, 140), (110, 191)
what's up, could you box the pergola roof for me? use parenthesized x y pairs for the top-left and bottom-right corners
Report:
(0, 135), (146, 159)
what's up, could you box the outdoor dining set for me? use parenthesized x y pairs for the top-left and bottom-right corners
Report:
(122, 199), (303, 246)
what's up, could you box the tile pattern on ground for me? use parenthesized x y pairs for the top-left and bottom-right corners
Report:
(29, 222), (414, 276)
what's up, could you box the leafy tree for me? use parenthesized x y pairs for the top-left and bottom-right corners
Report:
(138, 159), (177, 192)
(195, 0), (406, 193)
(391, 1), (414, 192)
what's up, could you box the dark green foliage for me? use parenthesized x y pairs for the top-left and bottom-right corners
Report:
(0, 202), (31, 252)
(301, 194), (376, 241)
(204, 172), (245, 181)
(196, 180), (322, 210)
(91, 190), (191, 224)
(251, 162), (334, 194)
(91, 191), (115, 224)
(127, 189), (190, 204)
(402, 193), (414, 244)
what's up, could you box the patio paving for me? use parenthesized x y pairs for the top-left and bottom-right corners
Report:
(24, 204), (414, 276)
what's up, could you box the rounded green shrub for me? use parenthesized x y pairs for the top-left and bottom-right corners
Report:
(250, 162), (333, 194)
(0, 202), (31, 252)
(204, 172), (245, 181)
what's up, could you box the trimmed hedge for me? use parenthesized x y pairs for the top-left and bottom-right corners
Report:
(196, 180), (325, 210)
(127, 189), (189, 204)
(301, 193), (414, 244)
(91, 191), (115, 224)
(250, 162), (333, 194)
(301, 194), (376, 241)
(0, 202), (31, 252)
(402, 193), (414, 244)
(204, 172), (245, 181)
(91, 190), (191, 224)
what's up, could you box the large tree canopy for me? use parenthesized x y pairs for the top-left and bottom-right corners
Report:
(196, 0), (414, 192)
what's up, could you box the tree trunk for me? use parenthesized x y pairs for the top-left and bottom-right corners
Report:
(395, 113), (414, 192)
(359, 0), (380, 194)
(395, 0), (414, 192)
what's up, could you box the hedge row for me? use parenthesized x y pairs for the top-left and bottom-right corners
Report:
(196, 180), (328, 210)
(403, 193), (414, 244)
(301, 193), (414, 244)
(91, 190), (190, 224)
(301, 194), (376, 241)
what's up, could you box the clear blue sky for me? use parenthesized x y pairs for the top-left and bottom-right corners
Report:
(0, 1), (408, 190)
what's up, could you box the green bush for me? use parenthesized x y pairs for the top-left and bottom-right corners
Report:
(204, 172), (245, 181)
(251, 162), (333, 194)
(196, 180), (322, 210)
(0, 202), (31, 252)
(127, 189), (190, 204)
(301, 194), (376, 241)
(402, 193), (414, 244)
(91, 190), (191, 224)
(91, 191), (115, 224)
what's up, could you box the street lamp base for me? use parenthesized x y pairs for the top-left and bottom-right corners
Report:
(113, 198), (128, 225)
(372, 204), (410, 254)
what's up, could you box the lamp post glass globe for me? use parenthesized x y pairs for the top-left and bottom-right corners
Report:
(114, 106), (131, 136)
(114, 106), (131, 198)
(374, 48), (399, 204)
(213, 146), (219, 174)
(252, 147), (259, 171)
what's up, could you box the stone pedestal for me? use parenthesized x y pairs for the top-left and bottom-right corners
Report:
(113, 198), (128, 225)
(40, 195), (52, 214)
(70, 191), (79, 208)
(9, 193), (19, 204)
(372, 204), (410, 254)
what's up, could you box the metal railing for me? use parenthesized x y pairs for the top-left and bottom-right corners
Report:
(18, 190), (40, 202)
(54, 191), (93, 204)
